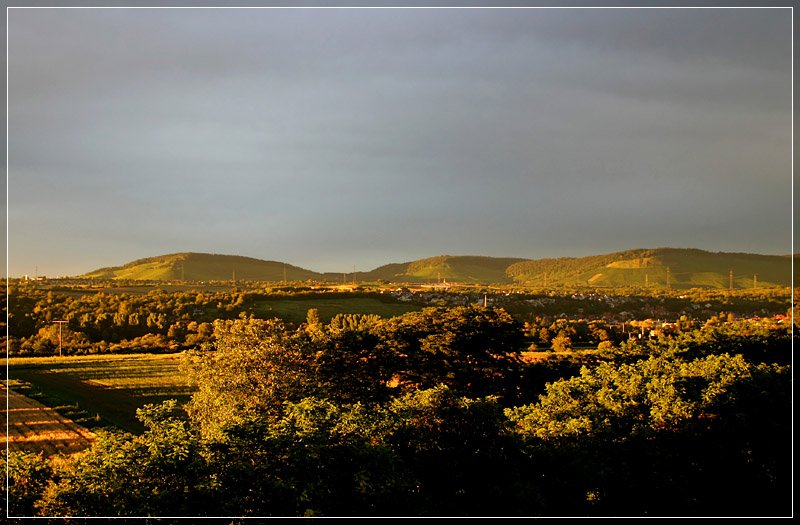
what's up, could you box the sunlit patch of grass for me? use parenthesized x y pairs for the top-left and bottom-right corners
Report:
(9, 353), (194, 398)
(251, 297), (420, 323)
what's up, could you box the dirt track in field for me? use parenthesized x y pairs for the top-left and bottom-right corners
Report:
(2, 384), (95, 456)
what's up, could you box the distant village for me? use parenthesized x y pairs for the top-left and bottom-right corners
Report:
(385, 286), (782, 325)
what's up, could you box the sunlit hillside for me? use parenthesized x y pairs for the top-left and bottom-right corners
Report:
(83, 253), (321, 282)
(81, 249), (793, 289)
(506, 248), (792, 289)
(362, 255), (528, 283)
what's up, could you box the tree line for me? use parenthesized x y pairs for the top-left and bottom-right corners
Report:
(4, 281), (792, 358)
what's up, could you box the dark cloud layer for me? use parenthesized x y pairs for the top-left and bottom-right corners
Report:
(7, 7), (792, 276)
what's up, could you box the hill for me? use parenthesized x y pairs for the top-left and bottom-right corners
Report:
(81, 249), (793, 289)
(358, 255), (529, 284)
(82, 253), (322, 282)
(505, 248), (792, 289)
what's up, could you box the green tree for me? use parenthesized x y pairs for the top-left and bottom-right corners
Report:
(37, 401), (209, 517)
(182, 318), (312, 439)
(3, 451), (53, 517)
(375, 306), (525, 398)
(506, 352), (760, 441)
(538, 328), (551, 344)
(550, 334), (572, 352)
(305, 308), (322, 334)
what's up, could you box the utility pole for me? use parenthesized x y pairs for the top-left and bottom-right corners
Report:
(53, 320), (68, 357)
(666, 267), (671, 289)
(645, 273), (649, 287)
(753, 273), (758, 289)
(729, 269), (734, 291)
(232, 269), (236, 288)
(543, 272), (547, 288)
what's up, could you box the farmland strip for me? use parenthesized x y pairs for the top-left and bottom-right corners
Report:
(2, 384), (95, 456)
(8, 369), (148, 433)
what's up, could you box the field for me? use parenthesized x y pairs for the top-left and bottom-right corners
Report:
(251, 297), (421, 323)
(3, 383), (96, 456)
(7, 353), (193, 434)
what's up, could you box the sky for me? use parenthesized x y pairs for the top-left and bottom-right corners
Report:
(6, 6), (793, 277)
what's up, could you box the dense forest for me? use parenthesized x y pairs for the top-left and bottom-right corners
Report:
(3, 301), (793, 517)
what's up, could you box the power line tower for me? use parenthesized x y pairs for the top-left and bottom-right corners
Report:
(53, 320), (68, 357)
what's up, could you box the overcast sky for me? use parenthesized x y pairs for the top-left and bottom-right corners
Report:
(6, 6), (792, 277)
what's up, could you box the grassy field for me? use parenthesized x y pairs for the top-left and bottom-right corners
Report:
(7, 353), (193, 434)
(251, 297), (421, 324)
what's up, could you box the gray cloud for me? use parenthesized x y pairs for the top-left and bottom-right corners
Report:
(7, 7), (792, 276)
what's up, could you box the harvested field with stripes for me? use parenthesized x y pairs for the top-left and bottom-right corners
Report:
(8, 353), (194, 434)
(3, 383), (95, 456)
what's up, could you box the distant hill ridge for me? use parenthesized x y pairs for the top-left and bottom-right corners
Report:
(82, 248), (794, 289)
(504, 248), (792, 288)
(83, 252), (319, 282)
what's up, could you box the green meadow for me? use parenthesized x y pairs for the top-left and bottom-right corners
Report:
(251, 297), (421, 324)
